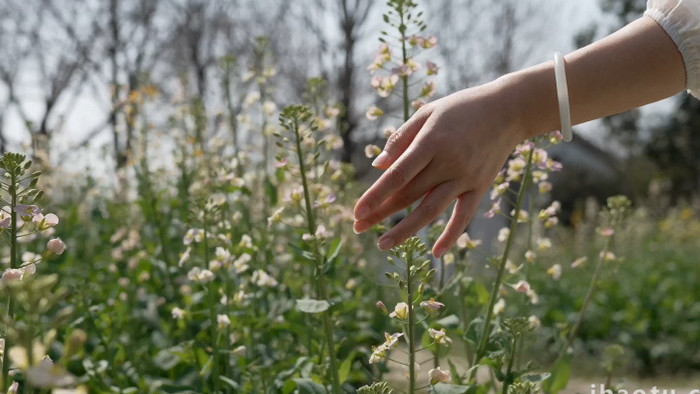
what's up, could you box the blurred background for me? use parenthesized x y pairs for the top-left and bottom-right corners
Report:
(3, 0), (700, 383)
(4, 0), (697, 200)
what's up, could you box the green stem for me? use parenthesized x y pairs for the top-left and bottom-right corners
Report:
(562, 238), (612, 355)
(472, 148), (535, 370)
(203, 225), (221, 394)
(2, 171), (18, 390)
(406, 257), (416, 394)
(399, 11), (410, 123)
(293, 118), (341, 394)
(502, 334), (520, 394)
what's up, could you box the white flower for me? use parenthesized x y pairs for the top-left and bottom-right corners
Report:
(178, 247), (192, 267)
(389, 302), (408, 320)
(172, 307), (186, 320)
(497, 227), (510, 242)
(233, 345), (246, 356)
(547, 264), (562, 280)
(537, 237), (552, 250)
(315, 225), (332, 239)
(27, 356), (76, 388)
(217, 314), (231, 328)
(233, 253), (251, 274)
(525, 250), (536, 263)
(252, 270), (278, 287)
(183, 228), (204, 245)
(239, 234), (253, 249)
(493, 298), (506, 315)
(456, 232), (481, 249)
(600, 251), (616, 262)
(528, 315), (541, 330)
(267, 207), (285, 227)
(187, 267), (215, 283)
(365, 106), (384, 121)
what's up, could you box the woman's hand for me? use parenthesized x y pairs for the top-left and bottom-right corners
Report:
(353, 79), (527, 258)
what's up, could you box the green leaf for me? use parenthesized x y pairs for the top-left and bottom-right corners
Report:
(264, 174), (278, 206)
(358, 382), (394, 394)
(431, 383), (474, 394)
(448, 359), (463, 385)
(326, 238), (343, 264)
(293, 378), (327, 394)
(296, 299), (330, 313)
(475, 282), (490, 306)
(338, 352), (354, 384)
(153, 347), (181, 370)
(220, 376), (239, 389)
(542, 357), (571, 394)
(521, 372), (551, 382)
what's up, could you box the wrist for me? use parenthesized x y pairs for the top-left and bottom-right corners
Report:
(494, 62), (561, 142)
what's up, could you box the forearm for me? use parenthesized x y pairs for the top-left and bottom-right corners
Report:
(499, 16), (687, 141)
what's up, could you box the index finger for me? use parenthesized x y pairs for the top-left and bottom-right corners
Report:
(353, 143), (432, 221)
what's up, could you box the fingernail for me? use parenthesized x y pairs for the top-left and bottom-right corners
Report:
(377, 237), (394, 251)
(354, 220), (370, 234)
(371, 151), (389, 167)
(354, 205), (370, 221)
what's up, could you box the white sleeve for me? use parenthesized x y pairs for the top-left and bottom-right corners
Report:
(645, 0), (700, 97)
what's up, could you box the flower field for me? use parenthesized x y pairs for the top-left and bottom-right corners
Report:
(2, 0), (700, 393)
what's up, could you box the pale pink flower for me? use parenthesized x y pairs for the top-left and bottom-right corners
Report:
(513, 280), (531, 294)
(47, 238), (66, 255)
(539, 182), (553, 194)
(421, 81), (436, 98)
(411, 99), (427, 110)
(571, 256), (587, 268)
(426, 61), (439, 75)
(429, 367), (451, 385)
(422, 36), (438, 48)
(599, 227), (615, 237)
(2, 269), (23, 284)
(376, 301), (388, 315)
(420, 298), (445, 312)
(364, 144), (382, 158)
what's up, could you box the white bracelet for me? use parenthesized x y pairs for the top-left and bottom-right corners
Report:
(553, 52), (573, 142)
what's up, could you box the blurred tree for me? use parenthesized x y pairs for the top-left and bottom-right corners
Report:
(597, 0), (700, 200)
(302, 0), (375, 163)
(646, 96), (700, 199)
(0, 0), (102, 167)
